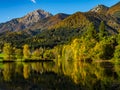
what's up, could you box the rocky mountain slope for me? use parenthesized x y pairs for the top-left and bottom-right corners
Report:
(0, 9), (52, 33)
(90, 2), (120, 20)
(90, 5), (109, 15)
(26, 13), (70, 31)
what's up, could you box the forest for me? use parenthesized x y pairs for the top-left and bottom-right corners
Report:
(0, 21), (120, 61)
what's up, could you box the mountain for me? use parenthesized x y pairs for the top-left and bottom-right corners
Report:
(0, 9), (52, 33)
(50, 11), (120, 34)
(90, 2), (120, 19)
(0, 2), (119, 34)
(26, 13), (70, 31)
(90, 4), (109, 15)
(49, 2), (120, 33)
(18, 9), (52, 27)
(107, 2), (120, 19)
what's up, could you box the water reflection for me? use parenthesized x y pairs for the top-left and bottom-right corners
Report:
(3, 63), (15, 81)
(0, 60), (120, 90)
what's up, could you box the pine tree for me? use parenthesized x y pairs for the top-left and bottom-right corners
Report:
(86, 23), (96, 39)
(99, 21), (106, 40)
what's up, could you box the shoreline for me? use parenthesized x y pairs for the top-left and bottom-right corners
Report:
(0, 59), (53, 63)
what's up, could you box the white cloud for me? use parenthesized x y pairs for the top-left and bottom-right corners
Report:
(30, 0), (36, 3)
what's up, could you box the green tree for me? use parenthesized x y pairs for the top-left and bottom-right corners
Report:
(99, 21), (106, 40)
(93, 38), (114, 60)
(15, 49), (23, 60)
(114, 45), (120, 60)
(86, 23), (96, 39)
(3, 43), (14, 60)
(23, 44), (31, 59)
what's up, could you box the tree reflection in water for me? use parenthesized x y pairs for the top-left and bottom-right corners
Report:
(0, 60), (120, 90)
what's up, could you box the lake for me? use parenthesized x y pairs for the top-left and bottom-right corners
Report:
(0, 60), (120, 90)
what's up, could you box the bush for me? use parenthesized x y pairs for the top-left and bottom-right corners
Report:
(43, 50), (55, 60)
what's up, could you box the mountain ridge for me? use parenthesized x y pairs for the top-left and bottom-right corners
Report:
(50, 11), (120, 34)
(0, 2), (120, 34)
(0, 9), (52, 33)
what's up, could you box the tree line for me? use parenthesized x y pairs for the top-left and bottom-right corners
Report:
(3, 43), (55, 61)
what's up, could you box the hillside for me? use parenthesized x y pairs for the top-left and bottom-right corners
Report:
(107, 2), (120, 19)
(50, 12), (120, 34)
(49, 12), (91, 31)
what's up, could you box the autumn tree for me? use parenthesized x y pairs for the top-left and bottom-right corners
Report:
(23, 44), (31, 59)
(114, 45), (120, 60)
(32, 48), (44, 59)
(43, 50), (55, 60)
(3, 43), (14, 60)
(15, 49), (23, 60)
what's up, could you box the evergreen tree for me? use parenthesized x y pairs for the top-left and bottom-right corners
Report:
(86, 23), (96, 39)
(99, 21), (106, 40)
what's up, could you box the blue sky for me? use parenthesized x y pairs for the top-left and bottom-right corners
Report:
(0, 0), (119, 23)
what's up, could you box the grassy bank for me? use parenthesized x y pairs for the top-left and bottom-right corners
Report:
(0, 53), (3, 61)
(0, 53), (53, 62)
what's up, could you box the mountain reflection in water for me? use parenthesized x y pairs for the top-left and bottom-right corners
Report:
(0, 60), (120, 90)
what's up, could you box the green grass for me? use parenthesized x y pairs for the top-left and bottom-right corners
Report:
(0, 53), (4, 56)
(0, 53), (3, 68)
(0, 63), (3, 68)
(0, 53), (4, 61)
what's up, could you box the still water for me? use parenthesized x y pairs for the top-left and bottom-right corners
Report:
(0, 60), (120, 90)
